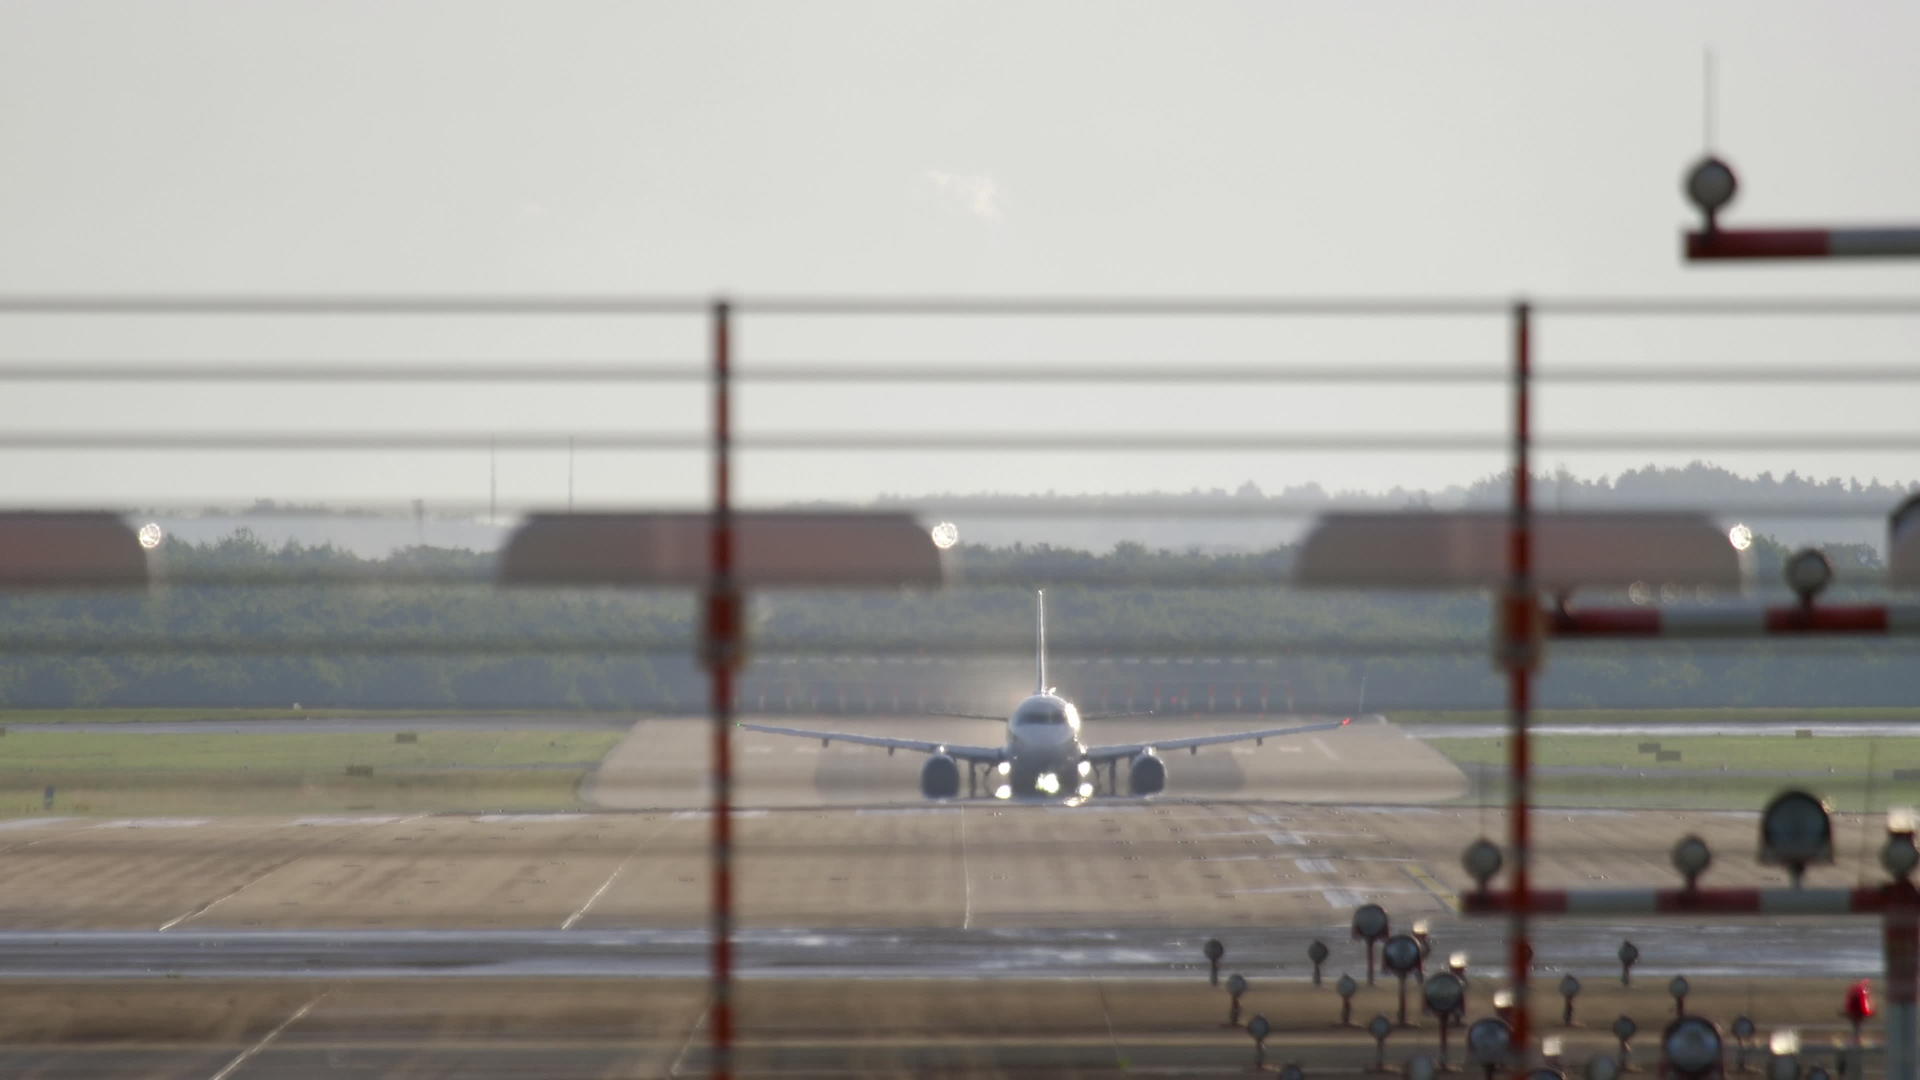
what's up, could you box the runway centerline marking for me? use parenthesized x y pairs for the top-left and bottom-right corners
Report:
(206, 991), (324, 1080)
(958, 804), (974, 931)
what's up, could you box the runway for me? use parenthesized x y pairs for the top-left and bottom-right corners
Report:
(0, 922), (1883, 981)
(0, 714), (1901, 1075)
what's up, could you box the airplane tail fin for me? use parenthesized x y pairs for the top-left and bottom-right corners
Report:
(1035, 589), (1048, 695)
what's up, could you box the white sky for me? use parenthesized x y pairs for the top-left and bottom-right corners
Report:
(0, 2), (1916, 513)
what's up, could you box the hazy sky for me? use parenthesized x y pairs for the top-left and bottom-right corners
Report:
(1, 2), (1916, 516)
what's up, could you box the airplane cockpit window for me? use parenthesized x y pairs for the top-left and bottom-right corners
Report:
(1016, 703), (1068, 725)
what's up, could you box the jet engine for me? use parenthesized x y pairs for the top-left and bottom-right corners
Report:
(1128, 751), (1166, 797)
(920, 754), (961, 799)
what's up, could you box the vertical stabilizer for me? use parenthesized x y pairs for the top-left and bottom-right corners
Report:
(1035, 589), (1048, 694)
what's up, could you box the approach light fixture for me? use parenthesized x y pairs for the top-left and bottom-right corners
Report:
(1728, 523), (1754, 552)
(1759, 790), (1835, 885)
(1672, 835), (1713, 889)
(1382, 933), (1424, 1025)
(1618, 940), (1640, 985)
(1584, 1054), (1620, 1080)
(1684, 156), (1739, 228)
(1307, 940), (1330, 985)
(929, 521), (959, 550)
(1663, 1016), (1725, 1078)
(1613, 1014), (1640, 1072)
(1731, 1016), (1757, 1072)
(1422, 972), (1466, 1068)
(1467, 1017), (1513, 1078)
(1542, 1035), (1564, 1067)
(137, 522), (165, 550)
(1463, 838), (1503, 889)
(1560, 974), (1582, 1025)
(1337, 973), (1359, 1026)
(1249, 1014), (1272, 1070)
(1783, 549), (1834, 605)
(1668, 975), (1691, 1017)
(1225, 973), (1249, 1026)
(1883, 807), (1919, 880)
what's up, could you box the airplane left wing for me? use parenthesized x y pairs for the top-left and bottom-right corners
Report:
(737, 721), (1005, 764)
(1084, 716), (1351, 763)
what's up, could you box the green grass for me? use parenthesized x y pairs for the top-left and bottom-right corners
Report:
(0, 729), (625, 817)
(1426, 733), (1920, 812)
(1428, 734), (1920, 772)
(1388, 707), (1920, 727)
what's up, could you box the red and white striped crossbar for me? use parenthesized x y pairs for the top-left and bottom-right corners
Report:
(1687, 228), (1920, 260)
(1461, 886), (1896, 917)
(1550, 604), (1920, 638)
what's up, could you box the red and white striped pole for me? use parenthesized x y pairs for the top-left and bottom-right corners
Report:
(1505, 300), (1537, 1058)
(1550, 605), (1920, 639)
(1688, 228), (1920, 261)
(706, 298), (739, 1080)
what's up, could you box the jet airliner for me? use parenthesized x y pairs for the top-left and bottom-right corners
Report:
(740, 591), (1351, 801)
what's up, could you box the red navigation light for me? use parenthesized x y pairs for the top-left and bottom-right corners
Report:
(1844, 980), (1875, 1023)
(1342, 717), (1352, 725)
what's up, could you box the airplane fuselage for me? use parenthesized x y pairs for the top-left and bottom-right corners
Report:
(994, 692), (1092, 798)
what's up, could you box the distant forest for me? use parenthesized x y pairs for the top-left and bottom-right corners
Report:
(0, 504), (1908, 712)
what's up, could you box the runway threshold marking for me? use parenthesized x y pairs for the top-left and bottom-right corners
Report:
(206, 990), (325, 1080)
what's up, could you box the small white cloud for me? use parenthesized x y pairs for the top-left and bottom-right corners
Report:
(924, 170), (1001, 222)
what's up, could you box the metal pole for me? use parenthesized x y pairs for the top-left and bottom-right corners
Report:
(706, 299), (738, 1080)
(1888, 888), (1918, 1080)
(1507, 299), (1535, 1058)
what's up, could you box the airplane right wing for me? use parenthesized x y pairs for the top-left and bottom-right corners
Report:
(737, 721), (1005, 764)
(1084, 716), (1352, 762)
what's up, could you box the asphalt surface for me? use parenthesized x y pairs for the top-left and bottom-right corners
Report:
(0, 923), (1880, 981)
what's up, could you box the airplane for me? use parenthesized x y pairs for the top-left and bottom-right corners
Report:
(738, 590), (1351, 802)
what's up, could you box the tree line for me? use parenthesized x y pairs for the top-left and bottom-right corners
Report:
(0, 528), (1906, 711)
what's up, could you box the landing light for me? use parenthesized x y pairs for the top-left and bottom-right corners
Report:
(996, 761), (1011, 776)
(1077, 781), (1094, 798)
(1077, 760), (1093, 778)
(993, 784), (1012, 800)
(1728, 523), (1754, 551)
(137, 522), (165, 550)
(1036, 772), (1061, 796)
